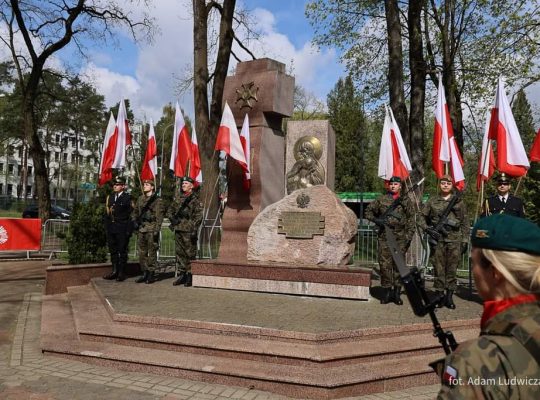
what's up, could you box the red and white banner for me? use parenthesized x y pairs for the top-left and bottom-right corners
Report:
(433, 78), (465, 190)
(239, 113), (251, 190)
(190, 129), (203, 184)
(112, 99), (132, 169)
(378, 105), (411, 181)
(140, 120), (158, 181)
(0, 218), (41, 251)
(487, 78), (529, 176)
(215, 102), (248, 171)
(98, 112), (117, 186)
(477, 111), (496, 190)
(170, 102), (192, 178)
(530, 128), (540, 163)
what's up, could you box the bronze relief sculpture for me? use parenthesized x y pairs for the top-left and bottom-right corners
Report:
(286, 136), (325, 194)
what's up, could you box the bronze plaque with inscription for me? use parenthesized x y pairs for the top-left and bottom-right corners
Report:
(277, 211), (325, 239)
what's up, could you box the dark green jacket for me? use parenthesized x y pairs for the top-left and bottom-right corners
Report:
(421, 194), (469, 243)
(132, 194), (163, 233)
(166, 192), (203, 233)
(365, 193), (416, 241)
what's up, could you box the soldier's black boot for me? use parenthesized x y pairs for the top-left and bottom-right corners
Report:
(173, 272), (187, 286)
(145, 271), (157, 284)
(116, 264), (126, 282)
(393, 286), (403, 305)
(445, 289), (456, 309)
(135, 271), (148, 283)
(184, 273), (193, 287)
(435, 291), (445, 308)
(103, 264), (118, 280)
(380, 288), (393, 304)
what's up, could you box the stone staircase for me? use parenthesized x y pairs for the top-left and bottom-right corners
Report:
(41, 280), (478, 399)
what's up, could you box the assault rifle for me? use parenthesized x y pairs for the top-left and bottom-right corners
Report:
(168, 193), (196, 231)
(132, 189), (160, 232)
(425, 191), (462, 246)
(372, 178), (425, 228)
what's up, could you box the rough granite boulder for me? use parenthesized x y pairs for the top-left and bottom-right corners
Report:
(247, 186), (357, 266)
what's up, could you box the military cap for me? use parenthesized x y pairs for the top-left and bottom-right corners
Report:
(440, 174), (453, 182)
(142, 179), (155, 187)
(181, 176), (195, 184)
(389, 176), (402, 183)
(112, 176), (126, 185)
(471, 214), (540, 255)
(496, 173), (511, 183)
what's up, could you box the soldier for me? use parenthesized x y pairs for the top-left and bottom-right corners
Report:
(166, 177), (203, 287)
(481, 173), (525, 217)
(421, 175), (469, 309)
(133, 180), (163, 284)
(103, 176), (133, 282)
(365, 176), (416, 305)
(436, 214), (540, 399)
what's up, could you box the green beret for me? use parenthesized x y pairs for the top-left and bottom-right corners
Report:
(389, 176), (402, 183)
(471, 214), (540, 255)
(181, 176), (195, 184)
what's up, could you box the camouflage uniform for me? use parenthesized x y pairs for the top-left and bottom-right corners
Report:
(437, 300), (540, 399)
(132, 194), (163, 273)
(166, 192), (203, 274)
(421, 194), (469, 291)
(365, 193), (416, 288)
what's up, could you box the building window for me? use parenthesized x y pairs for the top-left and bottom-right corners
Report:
(63, 153), (68, 163)
(17, 167), (21, 176)
(18, 147), (23, 158)
(55, 152), (60, 161)
(80, 139), (84, 147)
(72, 138), (76, 147)
(7, 184), (12, 195)
(0, 163), (3, 173)
(55, 135), (60, 145)
(8, 164), (14, 174)
(28, 166), (33, 175)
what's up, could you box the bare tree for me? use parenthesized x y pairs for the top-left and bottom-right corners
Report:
(0, 0), (153, 219)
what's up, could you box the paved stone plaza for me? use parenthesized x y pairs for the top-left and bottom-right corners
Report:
(0, 260), (478, 399)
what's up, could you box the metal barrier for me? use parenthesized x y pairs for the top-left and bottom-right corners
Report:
(41, 219), (70, 259)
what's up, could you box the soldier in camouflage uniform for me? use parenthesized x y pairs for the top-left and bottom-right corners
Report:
(436, 214), (540, 399)
(365, 176), (416, 305)
(421, 175), (469, 309)
(166, 177), (203, 287)
(133, 180), (163, 284)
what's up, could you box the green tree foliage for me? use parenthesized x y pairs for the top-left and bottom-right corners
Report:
(511, 90), (540, 224)
(66, 202), (108, 264)
(327, 76), (367, 192)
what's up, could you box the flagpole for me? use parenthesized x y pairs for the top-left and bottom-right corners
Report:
(514, 175), (525, 196)
(159, 122), (174, 195)
(129, 145), (143, 190)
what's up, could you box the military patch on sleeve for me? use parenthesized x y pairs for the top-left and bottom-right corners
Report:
(442, 365), (458, 386)
(475, 229), (489, 238)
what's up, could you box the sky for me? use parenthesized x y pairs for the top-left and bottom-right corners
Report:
(62, 0), (344, 125)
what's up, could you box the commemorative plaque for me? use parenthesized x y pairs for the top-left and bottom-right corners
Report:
(277, 211), (325, 239)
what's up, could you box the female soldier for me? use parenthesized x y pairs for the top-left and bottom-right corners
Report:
(437, 214), (540, 399)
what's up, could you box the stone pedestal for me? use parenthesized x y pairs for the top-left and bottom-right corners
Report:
(218, 59), (294, 262)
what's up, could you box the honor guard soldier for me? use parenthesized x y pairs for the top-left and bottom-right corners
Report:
(133, 180), (163, 284)
(103, 176), (133, 281)
(481, 173), (525, 217)
(436, 214), (540, 399)
(420, 175), (469, 309)
(166, 177), (203, 287)
(365, 176), (416, 305)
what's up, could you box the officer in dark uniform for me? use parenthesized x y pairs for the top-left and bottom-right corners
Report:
(481, 173), (525, 217)
(166, 177), (203, 287)
(133, 180), (163, 284)
(103, 176), (133, 281)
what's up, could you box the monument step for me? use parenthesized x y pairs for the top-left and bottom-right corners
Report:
(65, 284), (476, 367)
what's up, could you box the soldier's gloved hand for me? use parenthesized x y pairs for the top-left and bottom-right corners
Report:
(426, 227), (441, 241)
(373, 218), (385, 227)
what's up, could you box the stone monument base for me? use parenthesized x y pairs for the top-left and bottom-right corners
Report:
(192, 260), (371, 300)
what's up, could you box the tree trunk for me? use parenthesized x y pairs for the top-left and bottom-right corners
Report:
(384, 0), (408, 143)
(408, 0), (426, 183)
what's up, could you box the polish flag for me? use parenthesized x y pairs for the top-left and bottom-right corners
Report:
(98, 112), (117, 186)
(214, 102), (248, 171)
(140, 120), (158, 181)
(477, 111), (496, 191)
(239, 114), (251, 190)
(190, 129), (203, 184)
(487, 78), (529, 176)
(111, 99), (132, 169)
(169, 102), (192, 178)
(530, 128), (540, 163)
(378, 105), (411, 181)
(433, 79), (466, 190)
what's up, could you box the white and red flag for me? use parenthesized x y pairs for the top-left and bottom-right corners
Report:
(140, 119), (158, 181)
(477, 111), (496, 190)
(112, 99), (132, 169)
(239, 114), (251, 190)
(433, 78), (466, 190)
(487, 77), (529, 176)
(214, 102), (248, 172)
(169, 102), (192, 178)
(98, 112), (117, 186)
(530, 128), (540, 163)
(190, 129), (203, 184)
(378, 105), (412, 181)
